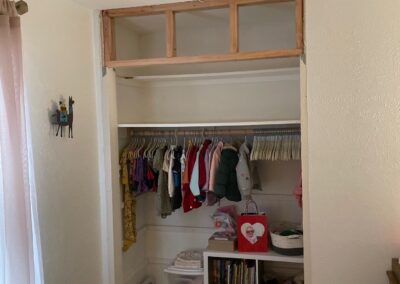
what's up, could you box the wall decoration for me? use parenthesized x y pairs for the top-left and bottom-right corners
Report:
(52, 96), (74, 138)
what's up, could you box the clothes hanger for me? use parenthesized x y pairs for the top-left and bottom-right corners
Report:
(127, 133), (137, 160)
(152, 137), (160, 157)
(136, 138), (146, 158)
(261, 135), (268, 160)
(143, 137), (152, 158)
(148, 137), (156, 158)
(182, 131), (186, 152)
(250, 135), (257, 161)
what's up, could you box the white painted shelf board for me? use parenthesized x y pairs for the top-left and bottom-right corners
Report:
(119, 67), (299, 82)
(118, 120), (301, 128)
(204, 250), (303, 264)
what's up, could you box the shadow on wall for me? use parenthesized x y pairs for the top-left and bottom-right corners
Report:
(48, 99), (59, 136)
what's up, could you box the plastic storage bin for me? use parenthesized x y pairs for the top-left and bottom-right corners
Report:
(164, 267), (203, 284)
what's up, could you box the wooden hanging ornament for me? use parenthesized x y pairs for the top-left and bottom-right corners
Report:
(52, 96), (75, 138)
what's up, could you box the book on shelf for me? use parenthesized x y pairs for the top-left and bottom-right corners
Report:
(209, 258), (256, 284)
(226, 261), (231, 284)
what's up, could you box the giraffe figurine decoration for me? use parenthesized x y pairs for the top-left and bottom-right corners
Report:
(52, 96), (75, 138)
(68, 96), (74, 138)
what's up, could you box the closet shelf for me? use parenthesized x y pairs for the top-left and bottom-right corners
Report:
(118, 120), (300, 129)
(118, 68), (299, 82)
(204, 250), (303, 264)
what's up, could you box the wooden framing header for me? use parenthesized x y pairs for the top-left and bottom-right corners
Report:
(102, 0), (303, 68)
(103, 0), (293, 17)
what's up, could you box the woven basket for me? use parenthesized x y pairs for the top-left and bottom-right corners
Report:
(270, 223), (303, 256)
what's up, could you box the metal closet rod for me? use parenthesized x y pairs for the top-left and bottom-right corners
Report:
(129, 128), (301, 137)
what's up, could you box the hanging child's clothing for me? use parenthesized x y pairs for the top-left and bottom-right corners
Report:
(198, 139), (212, 191)
(202, 143), (213, 191)
(183, 145), (202, 213)
(154, 146), (172, 218)
(236, 142), (253, 198)
(171, 146), (183, 211)
(119, 129), (301, 252)
(120, 148), (137, 251)
(214, 146), (242, 202)
(209, 141), (224, 192)
(189, 150), (201, 197)
(168, 146), (176, 198)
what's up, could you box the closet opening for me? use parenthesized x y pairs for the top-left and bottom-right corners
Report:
(113, 69), (303, 284)
(100, 1), (305, 283)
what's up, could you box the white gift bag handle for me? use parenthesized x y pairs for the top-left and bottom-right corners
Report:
(244, 198), (259, 215)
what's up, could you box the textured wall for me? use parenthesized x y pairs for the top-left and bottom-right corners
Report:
(21, 0), (103, 283)
(305, 0), (400, 283)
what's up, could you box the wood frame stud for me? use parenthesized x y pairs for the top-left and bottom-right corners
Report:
(166, 11), (177, 57)
(230, 1), (239, 53)
(101, 0), (304, 68)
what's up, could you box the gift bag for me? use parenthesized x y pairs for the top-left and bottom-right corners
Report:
(237, 199), (268, 252)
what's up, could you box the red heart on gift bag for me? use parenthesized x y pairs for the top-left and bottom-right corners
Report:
(240, 222), (265, 244)
(237, 213), (268, 252)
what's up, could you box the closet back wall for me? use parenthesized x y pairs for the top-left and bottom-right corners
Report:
(117, 69), (301, 284)
(116, 70), (300, 124)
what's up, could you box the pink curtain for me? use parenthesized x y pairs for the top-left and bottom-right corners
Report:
(0, 1), (41, 283)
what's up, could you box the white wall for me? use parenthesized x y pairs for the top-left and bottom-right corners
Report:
(305, 0), (400, 283)
(116, 69), (300, 124)
(115, 21), (140, 60)
(21, 1), (103, 283)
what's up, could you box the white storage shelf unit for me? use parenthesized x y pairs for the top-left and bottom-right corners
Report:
(115, 68), (301, 284)
(204, 250), (303, 284)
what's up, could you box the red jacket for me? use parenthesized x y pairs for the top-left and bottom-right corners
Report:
(182, 146), (202, 212)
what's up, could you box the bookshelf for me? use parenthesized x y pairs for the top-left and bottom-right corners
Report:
(203, 250), (304, 284)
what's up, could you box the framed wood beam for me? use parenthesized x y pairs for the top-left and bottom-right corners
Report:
(104, 0), (293, 17)
(105, 48), (302, 68)
(166, 11), (176, 57)
(230, 1), (239, 53)
(102, 12), (116, 63)
(101, 0), (304, 67)
(295, 0), (303, 49)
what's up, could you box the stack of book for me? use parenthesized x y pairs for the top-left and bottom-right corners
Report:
(210, 258), (256, 284)
(208, 231), (237, 252)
